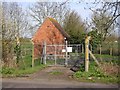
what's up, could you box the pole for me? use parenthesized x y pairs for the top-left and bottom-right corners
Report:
(32, 42), (34, 67)
(65, 40), (68, 66)
(110, 42), (112, 56)
(90, 44), (92, 53)
(99, 44), (101, 55)
(110, 47), (112, 56)
(89, 50), (100, 66)
(55, 45), (57, 65)
(85, 36), (91, 72)
(82, 44), (84, 54)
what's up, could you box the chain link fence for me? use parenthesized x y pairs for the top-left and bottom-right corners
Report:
(2, 39), (37, 69)
(89, 41), (119, 64)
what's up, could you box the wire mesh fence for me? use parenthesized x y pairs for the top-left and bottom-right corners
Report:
(2, 39), (118, 68)
(2, 40), (39, 69)
(89, 42), (119, 64)
(92, 42), (119, 56)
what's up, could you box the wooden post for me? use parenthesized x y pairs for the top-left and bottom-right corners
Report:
(99, 44), (103, 61)
(25, 48), (26, 55)
(90, 44), (92, 53)
(89, 50), (100, 66)
(110, 42), (113, 56)
(82, 44), (84, 54)
(110, 47), (112, 56)
(54, 45), (57, 65)
(32, 42), (34, 67)
(85, 36), (91, 72)
(99, 44), (102, 55)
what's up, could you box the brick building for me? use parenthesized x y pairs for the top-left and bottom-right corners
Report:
(32, 17), (69, 58)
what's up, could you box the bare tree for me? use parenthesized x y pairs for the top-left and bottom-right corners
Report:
(2, 2), (15, 67)
(76, 0), (120, 42)
(2, 2), (29, 67)
(91, 11), (113, 42)
(90, 0), (120, 41)
(29, 2), (69, 36)
(0, 2), (2, 62)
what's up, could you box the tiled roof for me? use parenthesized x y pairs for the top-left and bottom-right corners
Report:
(48, 17), (70, 39)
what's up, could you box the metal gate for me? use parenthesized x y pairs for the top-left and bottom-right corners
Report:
(42, 43), (84, 66)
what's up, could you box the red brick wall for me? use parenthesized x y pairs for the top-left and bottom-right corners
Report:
(32, 18), (65, 58)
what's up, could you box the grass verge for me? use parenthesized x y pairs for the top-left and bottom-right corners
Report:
(2, 64), (46, 78)
(1, 54), (47, 78)
(73, 61), (119, 84)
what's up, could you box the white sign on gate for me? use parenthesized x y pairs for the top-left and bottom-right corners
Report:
(62, 47), (72, 52)
(67, 47), (72, 52)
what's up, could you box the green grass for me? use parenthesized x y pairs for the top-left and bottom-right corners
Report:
(18, 54), (42, 69)
(49, 70), (63, 75)
(2, 54), (47, 77)
(94, 54), (118, 58)
(2, 65), (46, 77)
(1, 39), (47, 77)
(80, 52), (119, 65)
(14, 64), (46, 77)
(93, 54), (119, 65)
(73, 62), (119, 84)
(21, 43), (32, 49)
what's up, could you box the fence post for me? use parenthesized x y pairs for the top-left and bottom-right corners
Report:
(110, 47), (112, 56)
(110, 42), (113, 56)
(82, 44), (84, 53)
(55, 45), (57, 65)
(85, 36), (91, 72)
(65, 40), (68, 66)
(99, 44), (102, 55)
(90, 44), (92, 53)
(32, 42), (34, 67)
(43, 41), (46, 65)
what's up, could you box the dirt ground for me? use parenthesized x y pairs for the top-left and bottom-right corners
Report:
(28, 66), (74, 81)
